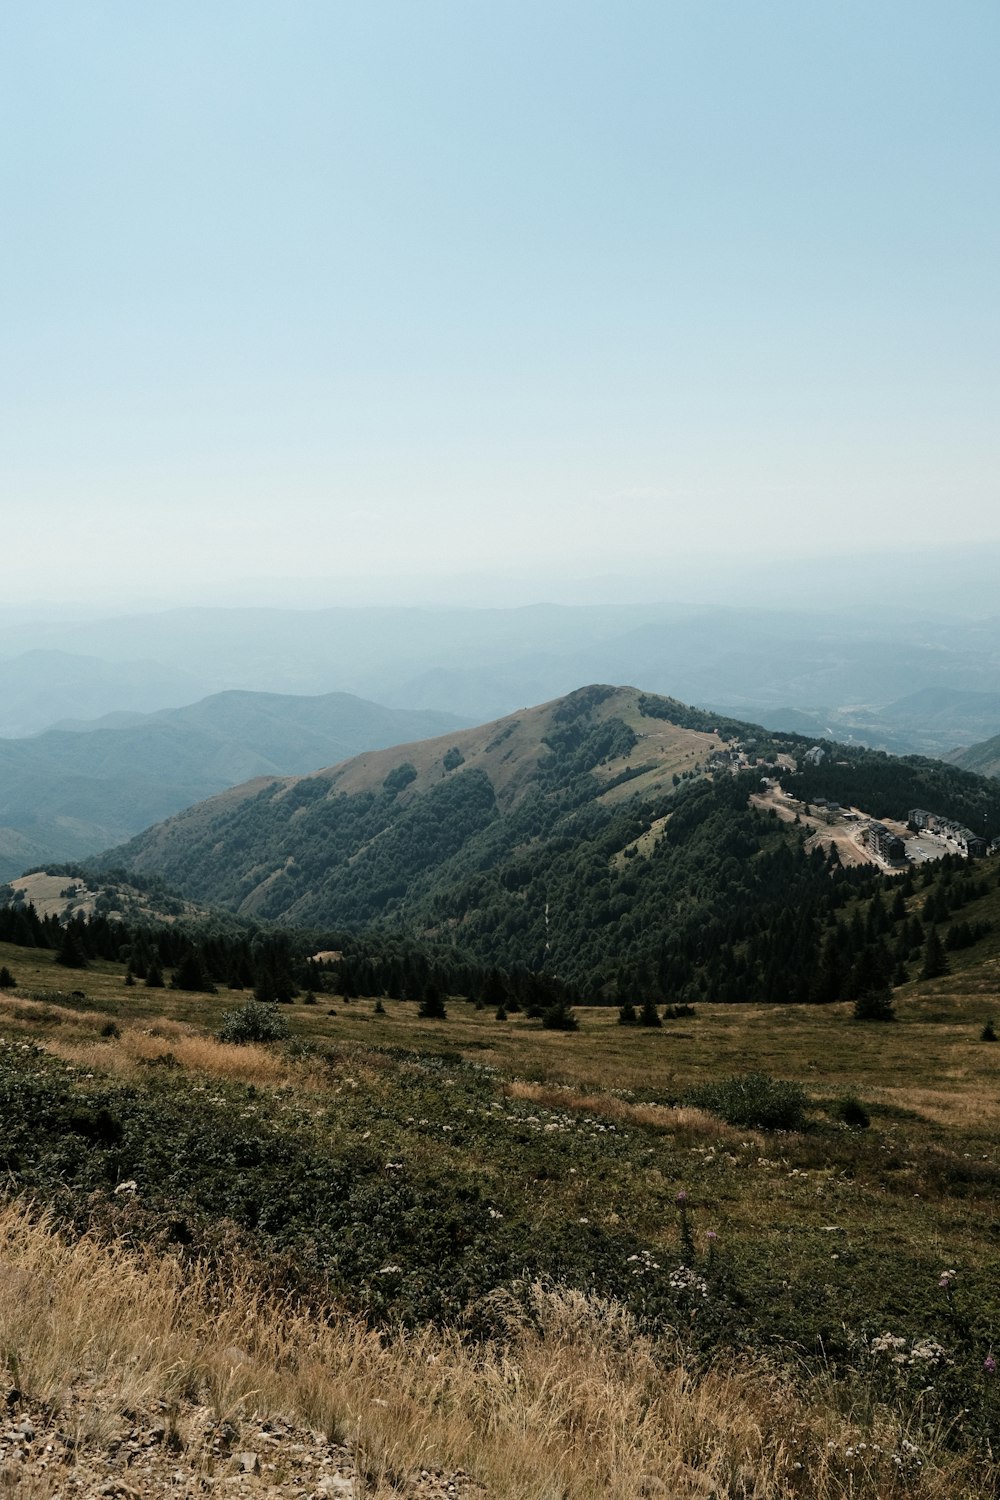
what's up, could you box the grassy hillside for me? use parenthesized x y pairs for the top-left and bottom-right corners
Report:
(0, 689), (467, 881)
(0, 914), (998, 1495)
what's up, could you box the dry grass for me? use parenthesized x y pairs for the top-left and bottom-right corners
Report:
(0, 1200), (984, 1500)
(0, 993), (323, 1088)
(504, 1080), (765, 1148)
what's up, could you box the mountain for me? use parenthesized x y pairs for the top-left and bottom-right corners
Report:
(102, 684), (1000, 998)
(0, 690), (468, 882)
(8, 602), (1000, 750)
(950, 730), (1000, 780)
(0, 649), (208, 738)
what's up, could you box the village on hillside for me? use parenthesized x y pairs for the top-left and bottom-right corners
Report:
(747, 742), (995, 873)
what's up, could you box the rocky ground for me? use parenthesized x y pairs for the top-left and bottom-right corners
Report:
(0, 1388), (481, 1499)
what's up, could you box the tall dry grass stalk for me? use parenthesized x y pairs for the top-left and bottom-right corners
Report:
(0, 1200), (983, 1499)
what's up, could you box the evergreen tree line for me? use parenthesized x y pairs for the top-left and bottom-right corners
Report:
(1, 841), (995, 1013)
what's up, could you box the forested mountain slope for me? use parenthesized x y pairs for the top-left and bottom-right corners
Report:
(0, 690), (466, 881)
(100, 685), (1000, 998)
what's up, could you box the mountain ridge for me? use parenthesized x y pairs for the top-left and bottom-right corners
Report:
(101, 683), (1000, 1000)
(0, 689), (469, 881)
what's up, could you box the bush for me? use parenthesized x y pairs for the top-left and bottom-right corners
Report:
(218, 1000), (291, 1045)
(541, 1001), (578, 1031)
(99, 1021), (121, 1039)
(0, 966), (15, 989)
(853, 987), (896, 1022)
(981, 1020), (997, 1043)
(687, 1071), (809, 1132)
(834, 1093), (871, 1129)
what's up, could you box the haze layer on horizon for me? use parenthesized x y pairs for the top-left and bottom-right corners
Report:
(3, 2), (998, 605)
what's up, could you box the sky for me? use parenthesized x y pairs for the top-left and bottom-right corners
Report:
(2, 1), (998, 605)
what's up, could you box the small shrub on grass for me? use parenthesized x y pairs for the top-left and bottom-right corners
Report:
(541, 1001), (578, 1031)
(0, 966), (16, 989)
(981, 1020), (997, 1042)
(687, 1071), (809, 1132)
(617, 1001), (638, 1026)
(99, 1021), (121, 1040)
(218, 1000), (291, 1045)
(834, 1093), (871, 1129)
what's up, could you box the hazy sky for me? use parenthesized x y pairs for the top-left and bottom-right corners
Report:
(3, 2), (998, 603)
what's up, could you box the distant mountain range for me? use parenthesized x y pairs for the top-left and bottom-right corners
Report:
(0, 649), (207, 738)
(0, 690), (467, 882)
(5, 602), (1000, 753)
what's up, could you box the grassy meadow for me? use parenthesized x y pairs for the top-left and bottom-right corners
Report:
(1, 935), (999, 1496)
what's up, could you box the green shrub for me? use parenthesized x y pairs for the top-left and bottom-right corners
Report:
(981, 1020), (997, 1043)
(686, 1071), (809, 1131)
(0, 966), (15, 989)
(834, 1093), (870, 1129)
(541, 1001), (578, 1031)
(218, 1000), (291, 1045)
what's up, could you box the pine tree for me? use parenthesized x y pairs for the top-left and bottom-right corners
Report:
(541, 999), (577, 1031)
(418, 983), (447, 1019)
(921, 927), (949, 980)
(854, 986), (896, 1022)
(55, 926), (87, 969)
(171, 952), (217, 994)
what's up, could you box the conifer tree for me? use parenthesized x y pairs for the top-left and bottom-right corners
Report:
(921, 927), (949, 980)
(56, 926), (87, 969)
(638, 996), (663, 1027)
(418, 983), (447, 1019)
